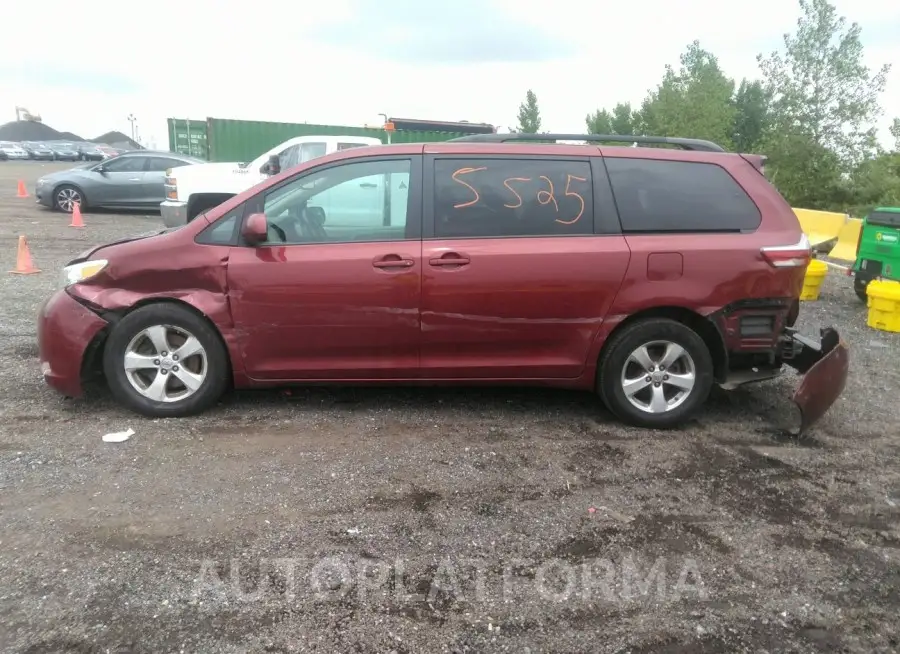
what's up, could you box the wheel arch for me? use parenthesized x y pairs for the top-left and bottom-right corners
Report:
(52, 182), (88, 210)
(597, 306), (728, 384)
(82, 296), (234, 387)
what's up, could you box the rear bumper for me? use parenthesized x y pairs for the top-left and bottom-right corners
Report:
(38, 290), (109, 398)
(781, 327), (849, 434)
(161, 200), (188, 228)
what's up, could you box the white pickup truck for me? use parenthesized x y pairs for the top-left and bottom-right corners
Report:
(159, 134), (382, 228)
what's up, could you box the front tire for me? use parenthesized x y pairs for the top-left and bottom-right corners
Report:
(102, 303), (229, 418)
(597, 318), (714, 429)
(54, 184), (85, 213)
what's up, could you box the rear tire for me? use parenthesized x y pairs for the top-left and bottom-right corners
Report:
(102, 303), (229, 418)
(597, 318), (714, 429)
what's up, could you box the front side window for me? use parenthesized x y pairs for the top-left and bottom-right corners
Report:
(299, 142), (328, 163)
(259, 158), (411, 245)
(604, 158), (762, 233)
(102, 156), (145, 172)
(432, 158), (594, 238)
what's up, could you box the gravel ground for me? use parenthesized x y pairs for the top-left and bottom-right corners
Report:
(1, 160), (899, 653)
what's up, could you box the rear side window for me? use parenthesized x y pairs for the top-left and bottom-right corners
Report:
(433, 158), (594, 238)
(604, 158), (761, 233)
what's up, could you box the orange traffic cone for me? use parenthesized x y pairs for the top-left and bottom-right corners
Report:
(9, 235), (40, 275)
(70, 202), (85, 228)
(16, 180), (28, 198)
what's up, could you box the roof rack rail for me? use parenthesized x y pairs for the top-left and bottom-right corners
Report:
(445, 133), (726, 153)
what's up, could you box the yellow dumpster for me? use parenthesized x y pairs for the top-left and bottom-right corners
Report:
(827, 218), (863, 261)
(793, 208), (847, 250)
(800, 259), (828, 301)
(866, 279), (900, 333)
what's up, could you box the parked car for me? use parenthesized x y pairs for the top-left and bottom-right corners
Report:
(0, 141), (30, 160)
(0, 149), (7, 161)
(34, 150), (204, 212)
(21, 142), (56, 160)
(36, 133), (849, 432)
(77, 143), (106, 161)
(46, 142), (81, 161)
(161, 134), (381, 227)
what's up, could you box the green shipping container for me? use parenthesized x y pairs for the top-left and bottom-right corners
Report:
(167, 116), (490, 162)
(167, 118), (209, 159)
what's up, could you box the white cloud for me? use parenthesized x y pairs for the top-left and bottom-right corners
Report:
(0, 0), (896, 150)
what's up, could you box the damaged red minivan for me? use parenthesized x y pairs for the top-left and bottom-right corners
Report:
(37, 133), (849, 433)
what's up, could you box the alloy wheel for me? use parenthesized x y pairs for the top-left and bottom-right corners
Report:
(620, 340), (697, 414)
(56, 188), (82, 212)
(123, 324), (208, 403)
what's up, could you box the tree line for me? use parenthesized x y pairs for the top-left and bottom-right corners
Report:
(513, 0), (899, 217)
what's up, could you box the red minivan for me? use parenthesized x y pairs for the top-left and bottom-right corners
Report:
(37, 133), (848, 433)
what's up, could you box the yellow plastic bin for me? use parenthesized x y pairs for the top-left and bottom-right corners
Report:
(800, 259), (828, 301)
(866, 279), (900, 333)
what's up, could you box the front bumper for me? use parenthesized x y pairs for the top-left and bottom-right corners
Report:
(34, 184), (53, 208)
(38, 289), (109, 398)
(160, 200), (189, 228)
(781, 326), (849, 435)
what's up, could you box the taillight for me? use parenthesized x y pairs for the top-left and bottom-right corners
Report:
(760, 234), (812, 268)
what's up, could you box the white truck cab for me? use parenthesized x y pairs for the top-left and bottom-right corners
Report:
(159, 134), (382, 228)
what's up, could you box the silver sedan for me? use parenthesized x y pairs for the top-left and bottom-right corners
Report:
(35, 151), (204, 213)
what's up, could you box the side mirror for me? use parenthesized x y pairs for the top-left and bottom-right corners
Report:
(95, 164), (106, 173)
(260, 154), (281, 176)
(241, 212), (268, 244)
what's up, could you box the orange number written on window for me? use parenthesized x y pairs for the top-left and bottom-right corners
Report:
(450, 167), (487, 208)
(449, 166), (588, 225)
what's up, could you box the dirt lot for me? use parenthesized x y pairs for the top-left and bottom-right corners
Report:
(0, 160), (899, 653)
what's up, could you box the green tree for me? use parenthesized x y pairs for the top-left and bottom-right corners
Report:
(757, 0), (891, 168)
(638, 40), (736, 148)
(516, 89), (542, 133)
(891, 118), (900, 152)
(731, 79), (771, 152)
(586, 102), (639, 135)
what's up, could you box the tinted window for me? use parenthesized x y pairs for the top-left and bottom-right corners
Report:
(147, 156), (191, 171)
(103, 156), (145, 172)
(604, 158), (761, 233)
(433, 158), (593, 238)
(260, 158), (411, 245)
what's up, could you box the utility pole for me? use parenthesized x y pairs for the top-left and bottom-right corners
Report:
(127, 114), (137, 141)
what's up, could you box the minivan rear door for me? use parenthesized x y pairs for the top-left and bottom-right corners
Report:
(419, 153), (631, 380)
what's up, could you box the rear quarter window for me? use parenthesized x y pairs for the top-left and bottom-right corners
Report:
(604, 158), (761, 233)
(432, 158), (594, 238)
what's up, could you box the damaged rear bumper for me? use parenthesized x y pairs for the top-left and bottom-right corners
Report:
(781, 326), (849, 435)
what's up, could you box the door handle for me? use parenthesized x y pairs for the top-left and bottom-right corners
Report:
(373, 255), (414, 269)
(360, 182), (378, 189)
(128, 177), (141, 181)
(429, 253), (470, 267)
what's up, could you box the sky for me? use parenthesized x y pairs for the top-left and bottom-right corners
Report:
(0, 0), (897, 151)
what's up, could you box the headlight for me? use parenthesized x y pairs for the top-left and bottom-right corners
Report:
(36, 177), (46, 186)
(61, 259), (108, 287)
